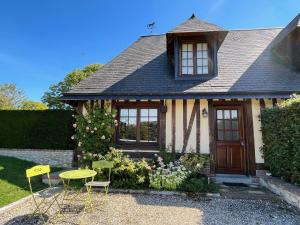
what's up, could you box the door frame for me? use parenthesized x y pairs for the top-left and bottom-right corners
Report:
(208, 100), (256, 176)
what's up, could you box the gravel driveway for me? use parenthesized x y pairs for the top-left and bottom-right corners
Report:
(0, 192), (299, 225)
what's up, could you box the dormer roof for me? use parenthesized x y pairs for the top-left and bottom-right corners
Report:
(168, 14), (226, 34)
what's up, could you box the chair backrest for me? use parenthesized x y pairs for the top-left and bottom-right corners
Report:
(92, 160), (113, 181)
(26, 165), (51, 190)
(92, 160), (113, 170)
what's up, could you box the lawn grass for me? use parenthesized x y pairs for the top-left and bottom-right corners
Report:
(0, 156), (62, 208)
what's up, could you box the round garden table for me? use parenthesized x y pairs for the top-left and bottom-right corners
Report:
(59, 169), (97, 224)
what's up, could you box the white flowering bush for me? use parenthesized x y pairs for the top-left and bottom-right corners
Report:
(73, 105), (117, 165)
(149, 156), (190, 190)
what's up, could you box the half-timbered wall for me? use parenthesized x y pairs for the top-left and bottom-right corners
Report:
(165, 99), (209, 153)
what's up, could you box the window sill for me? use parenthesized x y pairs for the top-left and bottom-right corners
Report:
(175, 73), (216, 81)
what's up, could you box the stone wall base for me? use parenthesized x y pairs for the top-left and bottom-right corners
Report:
(258, 170), (300, 210)
(0, 148), (74, 168)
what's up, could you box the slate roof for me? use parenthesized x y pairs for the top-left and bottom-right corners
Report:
(168, 14), (226, 33)
(63, 26), (300, 100)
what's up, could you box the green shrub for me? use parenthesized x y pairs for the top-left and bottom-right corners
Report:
(158, 149), (176, 164)
(261, 95), (300, 184)
(104, 148), (151, 189)
(149, 156), (190, 190)
(179, 172), (218, 193)
(0, 110), (74, 149)
(74, 106), (117, 155)
(179, 153), (210, 174)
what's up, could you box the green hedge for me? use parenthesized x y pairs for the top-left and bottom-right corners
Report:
(0, 110), (75, 150)
(261, 96), (300, 184)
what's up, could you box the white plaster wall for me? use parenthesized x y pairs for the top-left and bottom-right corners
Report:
(175, 100), (184, 152)
(251, 99), (264, 163)
(164, 99), (208, 153)
(200, 99), (210, 154)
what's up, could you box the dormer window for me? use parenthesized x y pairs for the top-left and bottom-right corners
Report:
(181, 42), (209, 75)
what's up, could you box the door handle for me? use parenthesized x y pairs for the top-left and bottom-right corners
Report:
(240, 140), (245, 147)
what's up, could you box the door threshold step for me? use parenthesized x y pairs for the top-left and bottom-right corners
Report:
(214, 174), (254, 185)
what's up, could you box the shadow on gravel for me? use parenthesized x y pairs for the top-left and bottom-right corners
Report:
(3, 214), (48, 225)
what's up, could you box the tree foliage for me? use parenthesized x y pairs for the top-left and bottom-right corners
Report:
(42, 64), (102, 109)
(0, 83), (26, 110)
(20, 101), (48, 110)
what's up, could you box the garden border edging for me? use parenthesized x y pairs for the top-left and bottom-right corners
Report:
(258, 172), (300, 209)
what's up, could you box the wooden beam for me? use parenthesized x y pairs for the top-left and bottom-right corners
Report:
(272, 98), (277, 107)
(182, 99), (187, 152)
(208, 99), (215, 174)
(159, 100), (166, 149)
(244, 100), (256, 176)
(196, 99), (200, 153)
(172, 100), (176, 153)
(259, 99), (265, 111)
(182, 100), (197, 152)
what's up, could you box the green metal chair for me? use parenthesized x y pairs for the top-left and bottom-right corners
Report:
(85, 160), (113, 194)
(26, 165), (61, 217)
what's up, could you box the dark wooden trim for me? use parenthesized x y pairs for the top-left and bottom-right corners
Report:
(182, 99), (187, 152)
(272, 98), (277, 107)
(259, 99), (265, 111)
(196, 99), (200, 153)
(244, 99), (256, 176)
(100, 100), (105, 109)
(159, 100), (166, 149)
(172, 100), (176, 153)
(182, 100), (197, 152)
(208, 99), (215, 174)
(113, 101), (161, 107)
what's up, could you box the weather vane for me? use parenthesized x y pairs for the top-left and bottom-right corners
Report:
(147, 21), (155, 34)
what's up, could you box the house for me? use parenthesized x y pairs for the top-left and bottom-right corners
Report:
(62, 13), (300, 176)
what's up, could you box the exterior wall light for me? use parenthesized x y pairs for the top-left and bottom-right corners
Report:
(202, 108), (208, 118)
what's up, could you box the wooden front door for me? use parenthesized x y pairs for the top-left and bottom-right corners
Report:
(214, 106), (246, 174)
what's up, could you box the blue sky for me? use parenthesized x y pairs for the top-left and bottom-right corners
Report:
(0, 0), (300, 101)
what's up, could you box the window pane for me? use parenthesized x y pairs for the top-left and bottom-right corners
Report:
(232, 120), (238, 130)
(187, 52), (193, 58)
(202, 67), (208, 74)
(141, 109), (148, 117)
(182, 59), (187, 66)
(233, 131), (239, 141)
(129, 109), (136, 117)
(203, 59), (208, 66)
(197, 43), (203, 50)
(197, 59), (203, 66)
(187, 44), (193, 51)
(218, 131), (224, 140)
(225, 120), (231, 129)
(187, 67), (193, 74)
(202, 51), (208, 58)
(182, 52), (188, 59)
(197, 67), (203, 74)
(140, 117), (149, 142)
(182, 44), (188, 51)
(217, 110), (223, 119)
(148, 121), (158, 142)
(149, 109), (157, 117)
(224, 110), (230, 119)
(225, 131), (231, 141)
(120, 117), (128, 124)
(197, 51), (203, 58)
(120, 109), (128, 117)
(217, 120), (223, 129)
(202, 43), (208, 50)
(182, 67), (188, 74)
(188, 60), (193, 66)
(231, 110), (238, 119)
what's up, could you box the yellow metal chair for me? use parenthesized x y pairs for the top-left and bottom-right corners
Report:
(85, 160), (113, 194)
(26, 165), (62, 217)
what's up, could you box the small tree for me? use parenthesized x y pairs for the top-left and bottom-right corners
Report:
(73, 106), (117, 159)
(42, 64), (102, 109)
(0, 83), (26, 109)
(20, 101), (48, 110)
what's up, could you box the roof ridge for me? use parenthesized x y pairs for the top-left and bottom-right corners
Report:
(229, 27), (284, 31)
